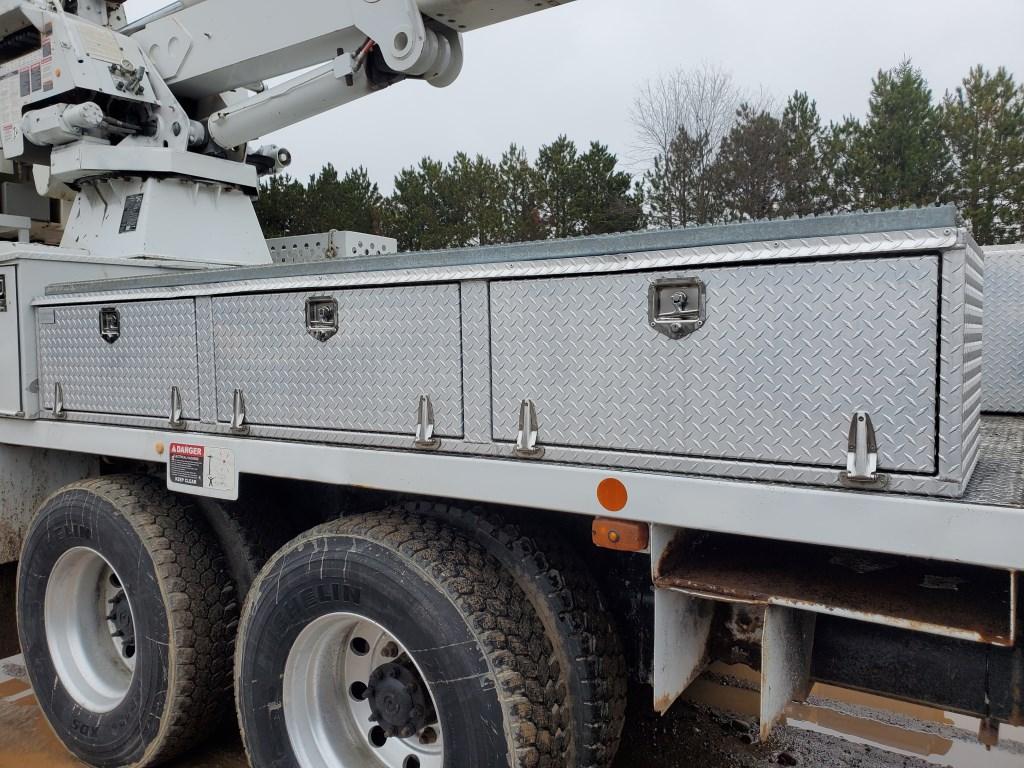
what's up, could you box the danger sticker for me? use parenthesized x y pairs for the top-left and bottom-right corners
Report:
(169, 443), (204, 487)
(167, 442), (237, 500)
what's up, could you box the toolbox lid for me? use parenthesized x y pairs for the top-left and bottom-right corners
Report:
(44, 206), (962, 297)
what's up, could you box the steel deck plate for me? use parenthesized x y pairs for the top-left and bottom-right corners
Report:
(960, 415), (1024, 508)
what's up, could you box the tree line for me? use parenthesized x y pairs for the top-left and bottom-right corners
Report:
(256, 139), (643, 251)
(255, 61), (1024, 250)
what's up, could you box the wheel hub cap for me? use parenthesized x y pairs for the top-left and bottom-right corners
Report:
(282, 612), (444, 768)
(367, 662), (433, 738)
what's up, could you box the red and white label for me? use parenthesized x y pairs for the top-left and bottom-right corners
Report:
(168, 443), (204, 487)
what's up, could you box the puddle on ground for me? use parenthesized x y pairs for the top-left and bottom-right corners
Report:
(0, 707), (80, 768)
(0, 704), (247, 768)
(686, 663), (1024, 768)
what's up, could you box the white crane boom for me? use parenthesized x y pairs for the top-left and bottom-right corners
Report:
(0, 0), (574, 263)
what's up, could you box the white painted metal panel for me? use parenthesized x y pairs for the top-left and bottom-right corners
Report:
(1, 417), (1023, 570)
(0, 267), (19, 415)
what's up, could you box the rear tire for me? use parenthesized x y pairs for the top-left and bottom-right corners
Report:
(235, 511), (562, 768)
(400, 501), (628, 768)
(16, 475), (237, 767)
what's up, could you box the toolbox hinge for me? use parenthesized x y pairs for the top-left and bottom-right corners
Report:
(52, 382), (66, 419)
(413, 395), (441, 450)
(230, 389), (249, 434)
(169, 386), (185, 430)
(514, 399), (545, 459)
(839, 411), (889, 489)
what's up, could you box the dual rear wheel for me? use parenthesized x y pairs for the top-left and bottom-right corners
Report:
(18, 479), (626, 768)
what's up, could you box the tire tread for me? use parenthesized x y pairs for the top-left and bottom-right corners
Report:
(240, 510), (563, 768)
(394, 501), (628, 768)
(62, 475), (237, 767)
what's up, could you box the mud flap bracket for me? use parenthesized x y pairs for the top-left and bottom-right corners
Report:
(651, 524), (714, 714)
(760, 606), (816, 740)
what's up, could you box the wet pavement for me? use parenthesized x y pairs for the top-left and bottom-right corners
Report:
(1, 656), (1022, 768)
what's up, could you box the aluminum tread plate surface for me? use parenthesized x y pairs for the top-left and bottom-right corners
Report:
(982, 249), (1024, 413)
(491, 256), (940, 472)
(960, 415), (1024, 507)
(212, 285), (463, 436)
(37, 299), (199, 418)
(45, 207), (961, 298)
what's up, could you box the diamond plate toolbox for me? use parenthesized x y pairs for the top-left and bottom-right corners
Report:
(490, 257), (940, 473)
(212, 285), (463, 436)
(33, 207), (981, 497)
(982, 245), (1024, 414)
(37, 299), (199, 419)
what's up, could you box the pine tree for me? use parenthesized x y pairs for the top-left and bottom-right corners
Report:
(302, 164), (383, 235)
(852, 61), (950, 209)
(381, 158), (453, 251)
(819, 117), (863, 213)
(445, 153), (504, 246)
(496, 144), (545, 242)
(576, 141), (643, 234)
(942, 65), (1024, 244)
(535, 137), (642, 238)
(645, 127), (715, 228)
(535, 136), (582, 238)
(254, 174), (307, 238)
(779, 92), (825, 217)
(712, 104), (788, 221)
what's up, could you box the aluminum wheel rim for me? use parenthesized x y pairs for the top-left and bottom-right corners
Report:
(283, 612), (444, 768)
(44, 547), (137, 713)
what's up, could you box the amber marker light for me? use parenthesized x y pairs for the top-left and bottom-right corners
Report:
(592, 518), (649, 552)
(596, 477), (628, 512)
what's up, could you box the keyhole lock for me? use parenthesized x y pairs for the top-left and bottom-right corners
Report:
(305, 296), (339, 342)
(648, 278), (706, 340)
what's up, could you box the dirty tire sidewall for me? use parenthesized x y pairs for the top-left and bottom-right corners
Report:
(17, 488), (172, 768)
(237, 533), (514, 768)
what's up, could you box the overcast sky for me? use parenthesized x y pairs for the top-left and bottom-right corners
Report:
(126, 0), (1024, 192)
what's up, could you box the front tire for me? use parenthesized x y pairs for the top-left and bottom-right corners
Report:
(235, 511), (561, 768)
(16, 475), (237, 767)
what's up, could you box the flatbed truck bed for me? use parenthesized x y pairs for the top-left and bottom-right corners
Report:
(1, 207), (1021, 767)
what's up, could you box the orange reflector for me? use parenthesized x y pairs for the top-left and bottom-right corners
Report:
(596, 477), (628, 512)
(592, 518), (649, 552)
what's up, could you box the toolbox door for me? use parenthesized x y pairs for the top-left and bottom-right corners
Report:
(37, 299), (200, 420)
(212, 284), (464, 437)
(490, 255), (941, 473)
(0, 266), (19, 415)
